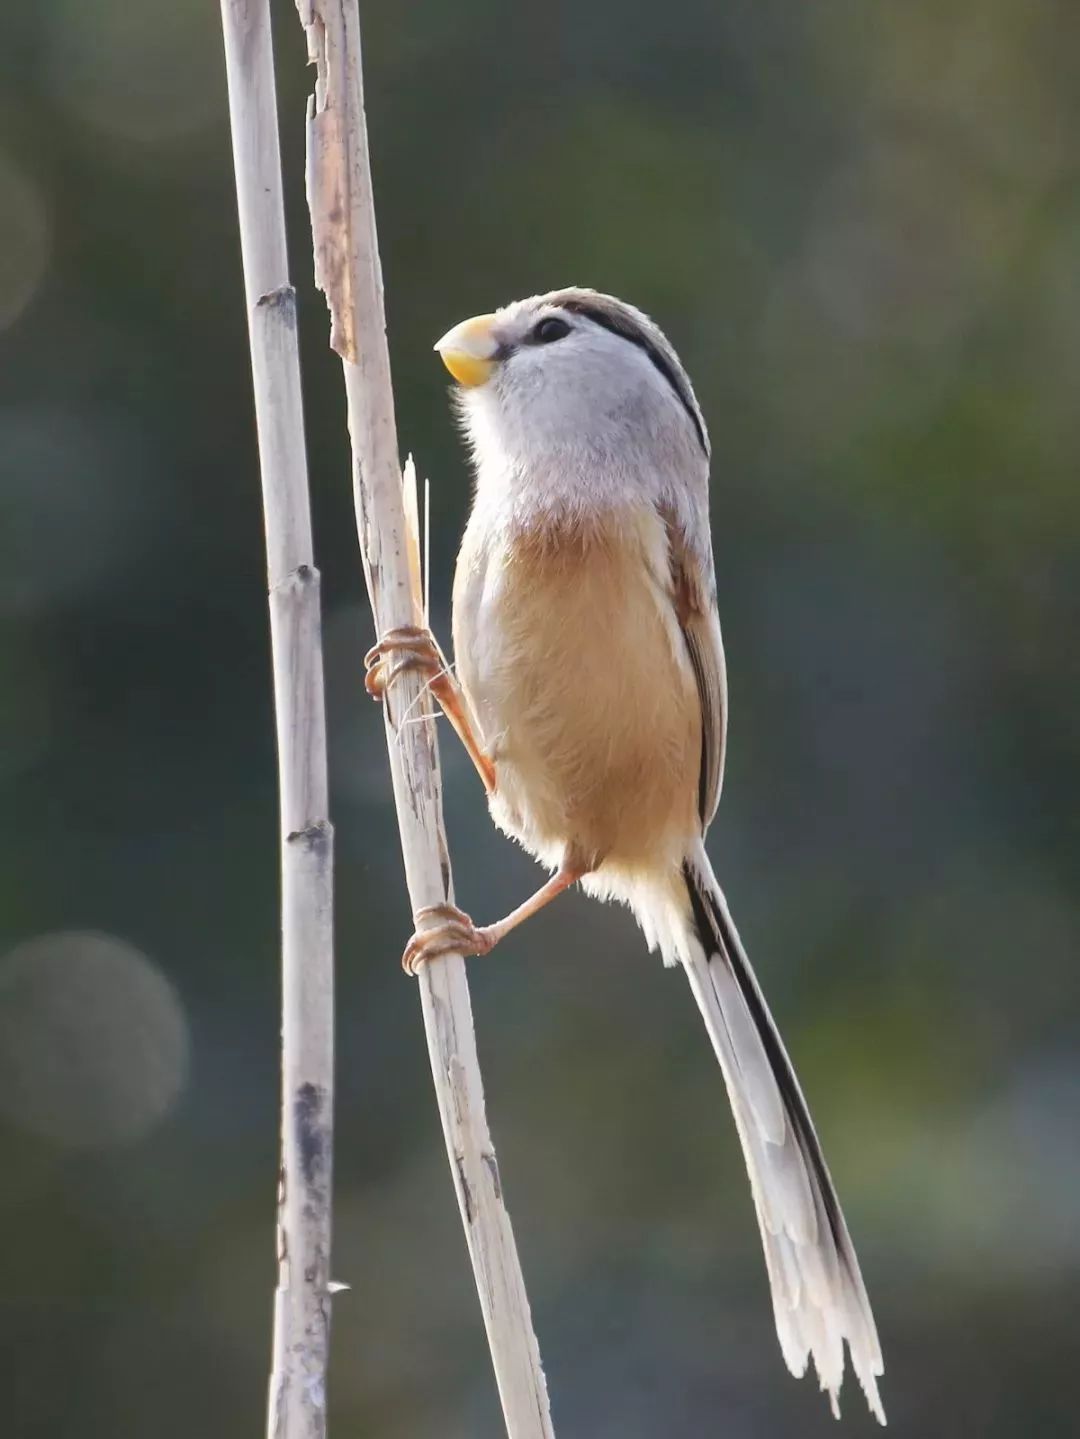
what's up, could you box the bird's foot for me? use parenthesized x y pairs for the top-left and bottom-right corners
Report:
(364, 624), (450, 700)
(401, 903), (496, 975)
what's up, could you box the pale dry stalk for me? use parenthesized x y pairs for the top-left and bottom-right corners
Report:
(292, 2), (555, 1435)
(220, 3), (336, 1437)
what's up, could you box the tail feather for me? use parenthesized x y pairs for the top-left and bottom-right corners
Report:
(681, 844), (885, 1424)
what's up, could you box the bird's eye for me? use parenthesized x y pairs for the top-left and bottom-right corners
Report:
(530, 316), (570, 344)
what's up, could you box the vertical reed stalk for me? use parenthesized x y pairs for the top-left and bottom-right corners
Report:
(220, 4), (336, 1436)
(291, 2), (555, 1434)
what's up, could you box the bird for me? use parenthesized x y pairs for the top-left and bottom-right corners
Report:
(365, 287), (885, 1423)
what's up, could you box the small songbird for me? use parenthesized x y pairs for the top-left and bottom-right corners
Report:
(366, 288), (885, 1422)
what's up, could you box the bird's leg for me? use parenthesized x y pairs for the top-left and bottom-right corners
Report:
(401, 862), (586, 975)
(364, 624), (496, 795)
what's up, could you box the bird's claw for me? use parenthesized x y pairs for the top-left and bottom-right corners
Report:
(402, 903), (494, 975)
(364, 624), (448, 700)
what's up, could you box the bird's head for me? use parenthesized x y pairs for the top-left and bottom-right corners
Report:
(434, 288), (709, 482)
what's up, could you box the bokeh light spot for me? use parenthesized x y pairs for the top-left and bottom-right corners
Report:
(0, 930), (190, 1147)
(42, 0), (222, 146)
(0, 150), (50, 331)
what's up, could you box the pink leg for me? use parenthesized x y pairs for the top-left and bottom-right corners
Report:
(402, 862), (586, 974)
(365, 624), (496, 795)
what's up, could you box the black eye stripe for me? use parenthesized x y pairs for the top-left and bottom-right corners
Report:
(559, 300), (708, 457)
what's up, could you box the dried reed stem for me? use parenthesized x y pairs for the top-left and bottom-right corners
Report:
(291, 2), (554, 1434)
(220, 4), (336, 1437)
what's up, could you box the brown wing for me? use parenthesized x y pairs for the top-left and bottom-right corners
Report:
(661, 507), (728, 830)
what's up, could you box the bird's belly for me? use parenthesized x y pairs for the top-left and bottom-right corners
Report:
(458, 512), (700, 873)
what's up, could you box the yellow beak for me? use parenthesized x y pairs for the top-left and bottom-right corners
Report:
(434, 313), (500, 387)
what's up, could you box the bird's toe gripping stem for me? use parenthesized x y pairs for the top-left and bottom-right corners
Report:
(401, 903), (494, 974)
(364, 624), (449, 700)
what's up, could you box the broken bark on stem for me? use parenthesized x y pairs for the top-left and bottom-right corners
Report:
(291, 2), (555, 1435)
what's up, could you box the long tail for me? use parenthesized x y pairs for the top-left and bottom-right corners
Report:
(680, 841), (885, 1423)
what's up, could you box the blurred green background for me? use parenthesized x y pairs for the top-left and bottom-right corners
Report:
(2, 1), (1078, 1434)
